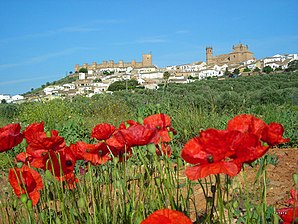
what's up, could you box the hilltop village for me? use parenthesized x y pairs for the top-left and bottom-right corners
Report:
(1, 43), (297, 103)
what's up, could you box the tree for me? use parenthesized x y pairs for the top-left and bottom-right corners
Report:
(233, 68), (240, 75)
(79, 68), (88, 73)
(286, 60), (298, 72)
(224, 68), (231, 77)
(93, 78), (102, 83)
(243, 67), (251, 72)
(1, 99), (7, 104)
(254, 67), (261, 73)
(108, 80), (138, 91)
(263, 66), (273, 74)
(163, 71), (170, 80)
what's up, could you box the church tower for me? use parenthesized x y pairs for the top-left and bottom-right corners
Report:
(206, 47), (213, 65)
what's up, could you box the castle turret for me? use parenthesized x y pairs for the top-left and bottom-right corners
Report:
(75, 64), (80, 72)
(142, 54), (152, 67)
(206, 47), (213, 65)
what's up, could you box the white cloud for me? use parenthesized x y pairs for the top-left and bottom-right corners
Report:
(0, 75), (60, 86)
(0, 47), (93, 70)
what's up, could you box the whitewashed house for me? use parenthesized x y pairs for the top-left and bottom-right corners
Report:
(138, 72), (164, 79)
(11, 95), (24, 102)
(0, 94), (11, 102)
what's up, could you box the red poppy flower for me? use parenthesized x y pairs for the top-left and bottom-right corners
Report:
(15, 152), (30, 163)
(156, 143), (172, 157)
(91, 123), (116, 141)
(181, 129), (240, 165)
(8, 165), (43, 206)
(261, 122), (290, 146)
(106, 123), (159, 148)
(23, 122), (44, 144)
(75, 141), (111, 165)
(227, 114), (266, 138)
(45, 148), (76, 178)
(0, 123), (23, 152)
(143, 114), (171, 129)
(185, 161), (240, 180)
(181, 129), (243, 179)
(276, 207), (298, 224)
(141, 208), (192, 224)
(25, 129), (66, 158)
(143, 113), (175, 143)
(117, 120), (139, 130)
(59, 173), (79, 190)
(231, 132), (270, 164)
(284, 189), (298, 206)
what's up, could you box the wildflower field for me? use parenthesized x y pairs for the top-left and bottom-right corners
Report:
(0, 73), (297, 223)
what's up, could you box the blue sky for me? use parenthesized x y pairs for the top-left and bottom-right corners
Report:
(0, 0), (297, 95)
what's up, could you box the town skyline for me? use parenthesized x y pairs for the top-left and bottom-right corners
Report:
(1, 0), (298, 95)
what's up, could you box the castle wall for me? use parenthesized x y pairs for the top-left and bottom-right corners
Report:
(75, 54), (153, 72)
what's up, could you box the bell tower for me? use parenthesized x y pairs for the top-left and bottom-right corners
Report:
(206, 47), (213, 65)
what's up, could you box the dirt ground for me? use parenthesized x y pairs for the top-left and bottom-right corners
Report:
(247, 147), (298, 206)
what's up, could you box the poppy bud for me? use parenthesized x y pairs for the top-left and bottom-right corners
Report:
(17, 162), (23, 168)
(27, 200), (33, 210)
(78, 197), (85, 208)
(177, 158), (183, 167)
(113, 157), (119, 165)
(293, 173), (298, 185)
(169, 131), (174, 140)
(20, 194), (27, 203)
(232, 200), (239, 209)
(46, 131), (51, 138)
(45, 170), (54, 181)
(148, 143), (156, 155)
(55, 217), (61, 224)
(211, 185), (216, 193)
(137, 117), (143, 124)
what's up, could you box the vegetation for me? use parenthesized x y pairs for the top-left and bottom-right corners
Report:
(286, 59), (298, 72)
(0, 72), (297, 223)
(262, 65), (274, 74)
(79, 68), (88, 73)
(107, 79), (139, 91)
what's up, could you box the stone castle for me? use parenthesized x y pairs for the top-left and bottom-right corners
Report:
(206, 43), (255, 65)
(75, 54), (153, 72)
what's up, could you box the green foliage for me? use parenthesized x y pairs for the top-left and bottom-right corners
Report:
(263, 66), (273, 74)
(93, 78), (102, 83)
(79, 68), (88, 73)
(18, 99), (76, 130)
(243, 67), (251, 72)
(224, 68), (231, 76)
(286, 60), (298, 72)
(233, 68), (240, 75)
(0, 103), (19, 121)
(107, 79), (139, 91)
(163, 71), (171, 80)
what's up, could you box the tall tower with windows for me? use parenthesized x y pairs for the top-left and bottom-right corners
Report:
(206, 47), (213, 65)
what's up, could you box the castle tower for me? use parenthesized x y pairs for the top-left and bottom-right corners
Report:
(206, 47), (213, 65)
(142, 54), (152, 67)
(75, 64), (80, 72)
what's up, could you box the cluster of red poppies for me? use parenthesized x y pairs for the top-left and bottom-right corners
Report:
(276, 189), (298, 224)
(0, 113), (294, 223)
(181, 114), (290, 180)
(0, 113), (175, 206)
